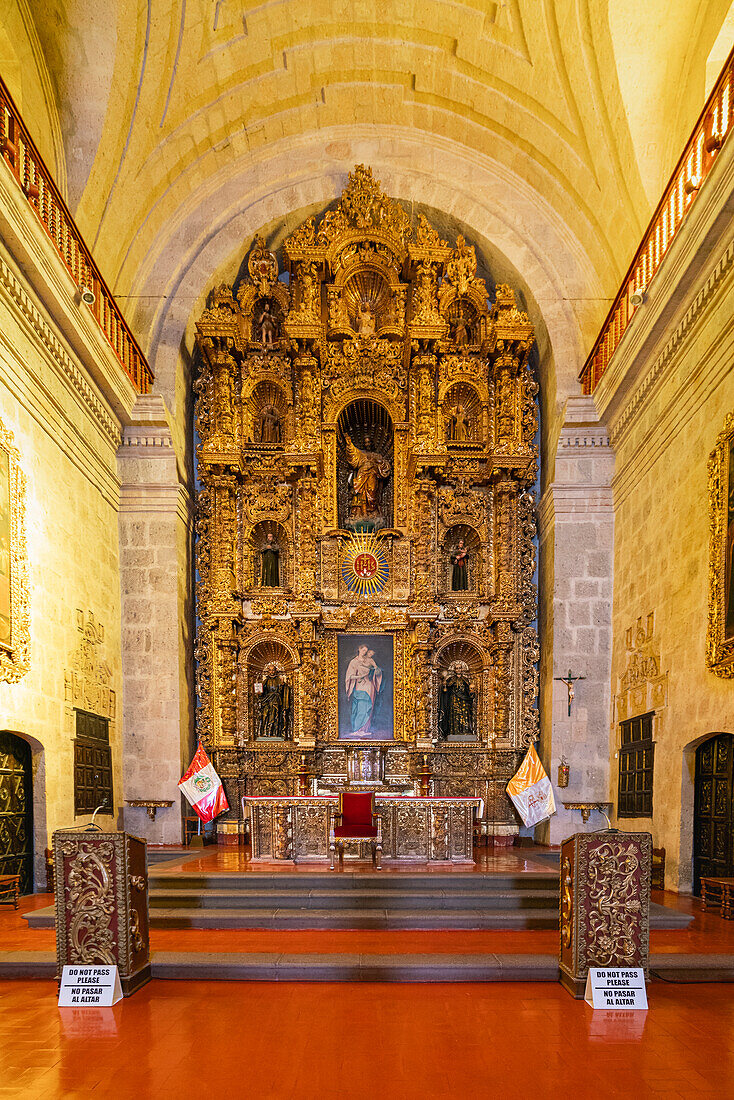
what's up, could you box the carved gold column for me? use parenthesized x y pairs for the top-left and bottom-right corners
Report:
(411, 621), (433, 748)
(411, 478), (435, 599)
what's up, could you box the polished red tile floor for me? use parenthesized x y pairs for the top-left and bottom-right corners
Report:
(1, 978), (734, 1098)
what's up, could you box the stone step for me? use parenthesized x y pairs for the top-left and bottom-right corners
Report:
(148, 887), (559, 911)
(147, 872), (559, 893)
(4, 950), (731, 984)
(149, 951), (561, 982)
(22, 898), (692, 931)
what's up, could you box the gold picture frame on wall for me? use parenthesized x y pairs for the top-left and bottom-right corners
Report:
(0, 416), (29, 683)
(707, 412), (734, 677)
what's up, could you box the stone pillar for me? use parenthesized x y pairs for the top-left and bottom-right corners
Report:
(537, 396), (615, 845)
(118, 395), (193, 844)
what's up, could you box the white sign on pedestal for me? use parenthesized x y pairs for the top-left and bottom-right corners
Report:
(584, 967), (648, 1010)
(58, 965), (122, 1007)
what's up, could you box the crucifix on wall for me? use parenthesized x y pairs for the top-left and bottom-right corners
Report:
(554, 669), (586, 716)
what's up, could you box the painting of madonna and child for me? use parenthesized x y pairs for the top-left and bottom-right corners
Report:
(337, 634), (394, 740)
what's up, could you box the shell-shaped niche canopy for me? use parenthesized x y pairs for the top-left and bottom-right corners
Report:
(442, 382), (482, 444)
(336, 398), (394, 457)
(342, 268), (391, 330)
(246, 381), (289, 445)
(247, 638), (298, 677)
(435, 638), (484, 677)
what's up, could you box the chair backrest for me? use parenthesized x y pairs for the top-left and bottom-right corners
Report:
(340, 791), (375, 829)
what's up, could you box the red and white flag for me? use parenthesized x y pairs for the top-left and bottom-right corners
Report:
(506, 744), (556, 828)
(178, 742), (229, 823)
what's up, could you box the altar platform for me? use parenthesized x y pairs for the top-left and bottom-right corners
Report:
(4, 859), (734, 984)
(22, 844), (692, 936)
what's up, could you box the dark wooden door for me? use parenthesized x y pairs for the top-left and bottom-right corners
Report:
(0, 731), (33, 894)
(694, 733), (734, 895)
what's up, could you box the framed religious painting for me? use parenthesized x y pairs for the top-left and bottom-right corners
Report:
(707, 413), (734, 677)
(0, 416), (29, 683)
(337, 633), (394, 740)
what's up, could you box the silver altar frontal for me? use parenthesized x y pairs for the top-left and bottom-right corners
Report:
(244, 795), (483, 863)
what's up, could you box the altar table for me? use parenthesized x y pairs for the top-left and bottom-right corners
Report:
(243, 795), (483, 863)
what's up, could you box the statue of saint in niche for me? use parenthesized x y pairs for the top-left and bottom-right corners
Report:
(452, 317), (469, 346)
(439, 667), (476, 741)
(257, 666), (292, 739)
(255, 300), (278, 346)
(259, 404), (282, 444)
(344, 433), (391, 529)
(450, 538), (469, 591)
(356, 299), (376, 336)
(447, 404), (472, 442)
(260, 533), (280, 587)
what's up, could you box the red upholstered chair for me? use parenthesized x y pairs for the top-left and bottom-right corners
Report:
(329, 792), (382, 870)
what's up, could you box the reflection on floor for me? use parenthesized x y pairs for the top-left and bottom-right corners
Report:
(151, 843), (559, 875)
(1, 977), (733, 1099)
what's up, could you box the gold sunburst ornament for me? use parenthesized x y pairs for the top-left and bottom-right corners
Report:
(341, 532), (390, 597)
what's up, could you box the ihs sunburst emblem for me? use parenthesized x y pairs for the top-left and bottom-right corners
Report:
(341, 532), (389, 597)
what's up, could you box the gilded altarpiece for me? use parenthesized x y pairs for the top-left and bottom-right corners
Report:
(194, 167), (539, 834)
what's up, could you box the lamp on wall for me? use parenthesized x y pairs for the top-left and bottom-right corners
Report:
(557, 756), (570, 789)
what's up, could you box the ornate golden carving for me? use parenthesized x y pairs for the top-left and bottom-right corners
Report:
(57, 839), (116, 964)
(707, 413), (734, 676)
(0, 415), (29, 683)
(194, 168), (539, 826)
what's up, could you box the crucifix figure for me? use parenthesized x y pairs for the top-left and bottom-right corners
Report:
(554, 669), (586, 716)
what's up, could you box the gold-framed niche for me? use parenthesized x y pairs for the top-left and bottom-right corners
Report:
(0, 415), (29, 683)
(707, 412), (734, 677)
(193, 166), (539, 829)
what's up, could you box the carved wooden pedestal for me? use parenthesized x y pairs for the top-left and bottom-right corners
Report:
(559, 830), (651, 998)
(53, 830), (151, 996)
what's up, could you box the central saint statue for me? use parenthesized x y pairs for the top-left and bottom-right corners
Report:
(344, 432), (391, 529)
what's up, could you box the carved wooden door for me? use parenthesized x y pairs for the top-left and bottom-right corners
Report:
(0, 732), (33, 894)
(694, 733), (734, 895)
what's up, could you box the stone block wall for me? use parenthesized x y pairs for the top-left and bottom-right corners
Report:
(538, 396), (615, 845)
(0, 242), (124, 884)
(118, 396), (194, 845)
(600, 241), (734, 890)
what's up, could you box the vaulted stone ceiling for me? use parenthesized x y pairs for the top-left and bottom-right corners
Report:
(13, 0), (733, 426)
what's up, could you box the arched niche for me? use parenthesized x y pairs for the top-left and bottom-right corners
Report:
(247, 520), (290, 591)
(335, 399), (394, 531)
(250, 294), (286, 346)
(441, 382), (484, 447)
(441, 524), (482, 595)
(244, 638), (299, 742)
(432, 639), (486, 743)
(245, 380), (290, 446)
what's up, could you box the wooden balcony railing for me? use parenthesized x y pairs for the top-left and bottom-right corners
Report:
(580, 46), (734, 394)
(0, 75), (153, 395)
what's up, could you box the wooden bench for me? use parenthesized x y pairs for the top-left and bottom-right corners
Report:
(700, 876), (734, 919)
(651, 846), (665, 890)
(0, 874), (20, 909)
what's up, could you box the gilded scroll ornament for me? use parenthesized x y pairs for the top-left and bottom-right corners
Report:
(707, 413), (734, 676)
(0, 415), (29, 683)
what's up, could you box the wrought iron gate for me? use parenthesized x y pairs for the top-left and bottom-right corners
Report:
(0, 731), (33, 894)
(694, 733), (734, 895)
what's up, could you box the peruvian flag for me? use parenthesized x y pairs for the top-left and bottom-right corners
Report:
(506, 744), (556, 828)
(178, 742), (229, 823)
